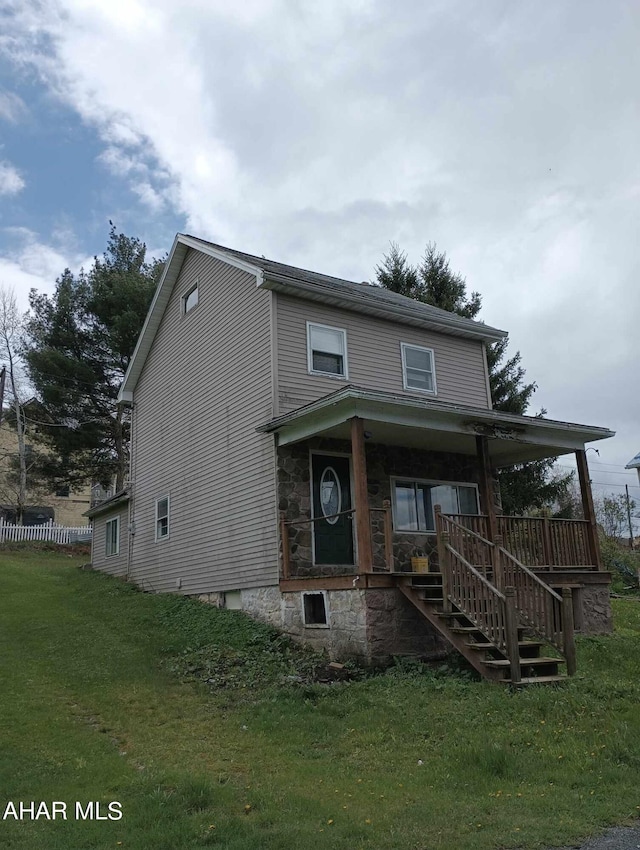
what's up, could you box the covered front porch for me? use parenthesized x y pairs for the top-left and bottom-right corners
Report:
(261, 386), (612, 583)
(259, 387), (613, 678)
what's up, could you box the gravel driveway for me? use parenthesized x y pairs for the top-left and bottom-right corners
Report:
(546, 825), (640, 850)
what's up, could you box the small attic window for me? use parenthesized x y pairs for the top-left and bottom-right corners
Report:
(182, 282), (199, 314)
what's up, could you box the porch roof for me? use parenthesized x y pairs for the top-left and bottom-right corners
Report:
(85, 489), (130, 519)
(257, 386), (614, 467)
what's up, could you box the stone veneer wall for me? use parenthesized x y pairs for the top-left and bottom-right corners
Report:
(195, 583), (447, 665)
(277, 437), (500, 575)
(195, 579), (612, 664)
(579, 585), (613, 634)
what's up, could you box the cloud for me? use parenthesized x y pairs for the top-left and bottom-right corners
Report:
(0, 228), (90, 312)
(0, 0), (638, 474)
(0, 160), (25, 196)
(0, 90), (27, 123)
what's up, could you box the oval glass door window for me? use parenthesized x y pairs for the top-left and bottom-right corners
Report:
(320, 467), (341, 524)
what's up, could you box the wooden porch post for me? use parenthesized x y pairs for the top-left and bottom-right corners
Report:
(476, 434), (497, 542)
(351, 416), (373, 574)
(279, 512), (291, 581)
(562, 588), (577, 676)
(504, 587), (521, 685)
(575, 449), (603, 570)
(382, 499), (394, 572)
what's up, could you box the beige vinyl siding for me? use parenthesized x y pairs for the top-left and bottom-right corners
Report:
(91, 508), (128, 578)
(276, 294), (491, 413)
(129, 249), (277, 595)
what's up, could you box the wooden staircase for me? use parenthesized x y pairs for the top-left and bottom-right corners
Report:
(393, 512), (578, 686)
(397, 573), (568, 685)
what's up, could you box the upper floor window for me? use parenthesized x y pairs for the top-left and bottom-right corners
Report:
(105, 516), (120, 557)
(401, 343), (436, 394)
(307, 322), (348, 378)
(182, 282), (199, 315)
(155, 496), (170, 541)
(392, 479), (479, 532)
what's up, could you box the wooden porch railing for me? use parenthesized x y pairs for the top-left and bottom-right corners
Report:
(496, 515), (592, 568)
(437, 513), (493, 573)
(437, 511), (576, 679)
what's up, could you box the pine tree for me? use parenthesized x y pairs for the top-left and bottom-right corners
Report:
(23, 225), (164, 491)
(374, 242), (418, 297)
(417, 243), (482, 319)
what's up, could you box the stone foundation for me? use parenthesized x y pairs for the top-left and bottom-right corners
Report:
(196, 583), (447, 665)
(578, 584), (613, 634)
(194, 576), (612, 666)
(364, 588), (448, 665)
(240, 586), (283, 628)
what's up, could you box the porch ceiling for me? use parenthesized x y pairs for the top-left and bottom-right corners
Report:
(257, 386), (614, 468)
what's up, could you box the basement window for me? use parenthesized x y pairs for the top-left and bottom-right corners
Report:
(302, 591), (329, 628)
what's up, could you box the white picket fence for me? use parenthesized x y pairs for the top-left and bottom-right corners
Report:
(0, 518), (92, 544)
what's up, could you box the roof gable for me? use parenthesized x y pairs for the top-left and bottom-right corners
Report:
(119, 233), (507, 401)
(626, 451), (640, 470)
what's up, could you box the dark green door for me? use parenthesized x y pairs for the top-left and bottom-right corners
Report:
(312, 454), (354, 565)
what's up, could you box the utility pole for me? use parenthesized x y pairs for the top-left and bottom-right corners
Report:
(0, 364), (6, 425)
(625, 485), (635, 550)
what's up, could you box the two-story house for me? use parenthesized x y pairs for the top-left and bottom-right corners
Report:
(87, 234), (614, 684)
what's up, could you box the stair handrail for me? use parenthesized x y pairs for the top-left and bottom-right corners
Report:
(444, 544), (506, 645)
(436, 507), (575, 679)
(497, 545), (576, 673)
(441, 515), (490, 543)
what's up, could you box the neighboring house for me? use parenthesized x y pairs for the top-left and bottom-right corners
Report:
(625, 451), (640, 486)
(0, 419), (91, 526)
(87, 234), (614, 684)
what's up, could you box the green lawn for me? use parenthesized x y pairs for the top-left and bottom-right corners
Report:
(1, 548), (639, 850)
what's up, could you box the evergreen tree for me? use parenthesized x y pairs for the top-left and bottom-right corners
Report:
(485, 337), (536, 414)
(375, 242), (418, 298)
(417, 243), (482, 319)
(23, 225), (164, 491)
(375, 242), (572, 514)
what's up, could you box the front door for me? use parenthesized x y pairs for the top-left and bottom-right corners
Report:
(312, 454), (354, 565)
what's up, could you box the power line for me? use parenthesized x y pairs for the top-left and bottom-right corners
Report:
(590, 458), (640, 471)
(556, 463), (638, 480)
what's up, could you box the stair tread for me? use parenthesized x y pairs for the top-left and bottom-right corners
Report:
(483, 657), (564, 668)
(466, 640), (543, 651)
(436, 612), (469, 619)
(504, 675), (569, 685)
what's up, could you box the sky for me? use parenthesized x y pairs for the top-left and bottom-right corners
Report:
(0, 0), (638, 514)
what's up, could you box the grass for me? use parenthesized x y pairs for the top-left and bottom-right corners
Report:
(1, 550), (640, 849)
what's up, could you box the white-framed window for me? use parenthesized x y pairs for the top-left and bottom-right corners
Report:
(307, 322), (348, 378)
(105, 516), (120, 557)
(401, 343), (436, 394)
(182, 282), (199, 315)
(392, 478), (479, 532)
(155, 496), (170, 541)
